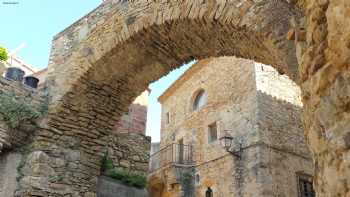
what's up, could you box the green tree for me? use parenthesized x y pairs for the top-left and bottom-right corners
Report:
(0, 47), (8, 61)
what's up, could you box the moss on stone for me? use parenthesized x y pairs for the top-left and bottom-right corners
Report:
(101, 152), (114, 171)
(101, 153), (147, 189)
(105, 169), (147, 189)
(0, 93), (42, 129)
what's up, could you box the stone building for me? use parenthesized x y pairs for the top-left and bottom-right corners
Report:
(148, 57), (314, 197)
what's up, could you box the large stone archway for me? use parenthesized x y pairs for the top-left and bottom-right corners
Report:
(17, 0), (350, 197)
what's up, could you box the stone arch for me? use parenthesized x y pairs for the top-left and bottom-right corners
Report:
(20, 0), (306, 196)
(48, 0), (302, 107)
(45, 0), (302, 150)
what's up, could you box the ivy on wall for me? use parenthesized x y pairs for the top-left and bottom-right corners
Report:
(101, 153), (147, 189)
(0, 93), (44, 129)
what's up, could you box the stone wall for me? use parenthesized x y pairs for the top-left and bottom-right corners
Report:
(104, 132), (151, 176)
(97, 176), (148, 197)
(254, 63), (314, 196)
(24, 0), (350, 195)
(108, 89), (151, 175)
(0, 77), (47, 197)
(158, 57), (257, 149)
(0, 76), (151, 196)
(149, 57), (314, 197)
(46, 0), (301, 109)
(150, 57), (259, 196)
(0, 77), (45, 108)
(39, 0), (303, 195)
(255, 63), (310, 157)
(297, 1), (350, 196)
(113, 103), (147, 135)
(0, 77), (46, 152)
(0, 152), (22, 197)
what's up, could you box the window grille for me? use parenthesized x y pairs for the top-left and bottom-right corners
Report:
(298, 173), (315, 197)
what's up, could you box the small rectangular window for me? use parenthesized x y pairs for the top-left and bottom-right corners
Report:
(298, 173), (315, 197)
(166, 112), (170, 124)
(208, 122), (218, 143)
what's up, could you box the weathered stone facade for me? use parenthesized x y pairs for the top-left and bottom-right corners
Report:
(298, 1), (350, 196)
(30, 0), (303, 196)
(104, 132), (151, 176)
(97, 176), (148, 197)
(0, 152), (22, 196)
(149, 57), (313, 197)
(12, 0), (350, 196)
(0, 75), (151, 196)
(0, 77), (47, 197)
(0, 77), (46, 153)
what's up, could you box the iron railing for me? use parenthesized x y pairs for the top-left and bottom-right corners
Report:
(149, 143), (194, 173)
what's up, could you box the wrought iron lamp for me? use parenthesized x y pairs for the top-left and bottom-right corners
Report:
(219, 131), (242, 160)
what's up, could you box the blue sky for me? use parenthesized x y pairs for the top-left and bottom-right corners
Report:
(0, 0), (101, 68)
(0, 0), (191, 142)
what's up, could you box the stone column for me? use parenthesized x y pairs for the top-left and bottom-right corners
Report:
(300, 0), (350, 196)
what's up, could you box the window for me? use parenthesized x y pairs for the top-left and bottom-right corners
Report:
(166, 112), (170, 124)
(170, 132), (176, 141)
(195, 173), (200, 184)
(193, 90), (206, 111)
(298, 173), (315, 197)
(205, 187), (213, 197)
(208, 122), (218, 143)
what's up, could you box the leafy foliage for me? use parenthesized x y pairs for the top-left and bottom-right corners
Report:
(0, 47), (8, 61)
(101, 152), (114, 171)
(101, 153), (147, 189)
(0, 93), (41, 128)
(105, 169), (147, 188)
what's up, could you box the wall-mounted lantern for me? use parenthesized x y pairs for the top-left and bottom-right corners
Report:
(219, 131), (242, 160)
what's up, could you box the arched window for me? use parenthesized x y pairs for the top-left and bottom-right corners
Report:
(193, 90), (206, 111)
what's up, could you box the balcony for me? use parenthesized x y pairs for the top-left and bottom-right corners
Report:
(149, 143), (194, 173)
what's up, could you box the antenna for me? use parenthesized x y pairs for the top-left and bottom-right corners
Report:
(8, 43), (26, 56)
